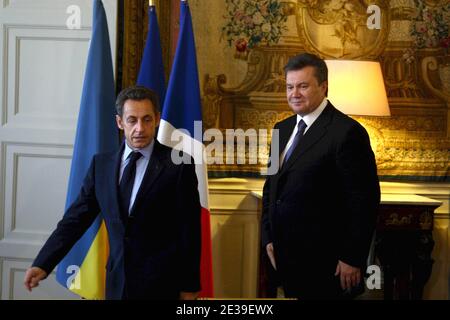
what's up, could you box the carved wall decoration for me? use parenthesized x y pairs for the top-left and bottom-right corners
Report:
(295, 0), (390, 59)
(122, 0), (449, 181)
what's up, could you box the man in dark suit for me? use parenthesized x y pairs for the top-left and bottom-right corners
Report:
(261, 53), (380, 299)
(24, 86), (201, 300)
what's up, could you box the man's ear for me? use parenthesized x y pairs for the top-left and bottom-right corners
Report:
(155, 112), (161, 127)
(116, 115), (124, 130)
(321, 80), (328, 93)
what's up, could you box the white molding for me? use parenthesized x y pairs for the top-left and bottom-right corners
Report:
(2, 0), (83, 10)
(2, 24), (90, 128)
(1, 258), (79, 300)
(1, 142), (72, 244)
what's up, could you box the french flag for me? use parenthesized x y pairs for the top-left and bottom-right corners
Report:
(157, 1), (214, 298)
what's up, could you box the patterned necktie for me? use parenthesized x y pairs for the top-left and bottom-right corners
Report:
(282, 119), (307, 167)
(119, 151), (142, 215)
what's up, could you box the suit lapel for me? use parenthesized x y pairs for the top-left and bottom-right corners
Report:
(129, 141), (165, 216)
(281, 103), (334, 173)
(277, 115), (297, 158)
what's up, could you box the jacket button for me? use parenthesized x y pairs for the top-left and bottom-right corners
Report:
(276, 200), (281, 205)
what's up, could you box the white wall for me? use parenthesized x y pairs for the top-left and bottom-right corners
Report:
(0, 0), (117, 300)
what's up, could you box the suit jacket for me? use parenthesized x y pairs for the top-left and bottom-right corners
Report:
(261, 102), (380, 298)
(33, 140), (201, 300)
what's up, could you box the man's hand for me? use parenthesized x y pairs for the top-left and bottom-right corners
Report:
(334, 260), (361, 290)
(180, 291), (199, 300)
(24, 267), (47, 292)
(266, 243), (277, 270)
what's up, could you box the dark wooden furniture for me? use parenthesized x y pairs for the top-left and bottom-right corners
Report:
(375, 194), (441, 299)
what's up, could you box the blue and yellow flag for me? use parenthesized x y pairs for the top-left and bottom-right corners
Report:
(55, 0), (118, 299)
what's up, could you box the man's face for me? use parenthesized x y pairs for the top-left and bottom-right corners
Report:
(286, 66), (327, 116)
(116, 99), (160, 149)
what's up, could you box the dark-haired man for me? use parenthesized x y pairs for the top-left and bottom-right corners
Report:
(261, 53), (380, 299)
(24, 86), (201, 300)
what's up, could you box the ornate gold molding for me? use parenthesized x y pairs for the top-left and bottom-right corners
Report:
(390, 6), (415, 20)
(421, 56), (450, 102)
(122, 0), (143, 89)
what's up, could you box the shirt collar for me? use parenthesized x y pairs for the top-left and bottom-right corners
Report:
(122, 139), (155, 161)
(296, 97), (328, 128)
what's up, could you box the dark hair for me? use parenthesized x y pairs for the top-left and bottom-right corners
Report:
(284, 53), (328, 85)
(115, 86), (161, 116)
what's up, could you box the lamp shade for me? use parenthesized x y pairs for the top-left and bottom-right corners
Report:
(325, 60), (390, 116)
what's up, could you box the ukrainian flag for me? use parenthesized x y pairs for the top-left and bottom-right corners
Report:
(55, 0), (119, 299)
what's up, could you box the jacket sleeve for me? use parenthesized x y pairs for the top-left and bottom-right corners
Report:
(32, 156), (101, 275)
(176, 159), (201, 292)
(335, 122), (380, 268)
(261, 176), (272, 249)
(261, 123), (279, 249)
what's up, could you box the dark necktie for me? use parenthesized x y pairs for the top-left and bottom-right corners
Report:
(282, 119), (307, 167)
(119, 151), (142, 215)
